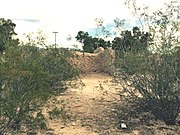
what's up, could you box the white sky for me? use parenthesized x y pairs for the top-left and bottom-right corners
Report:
(0, 0), (172, 48)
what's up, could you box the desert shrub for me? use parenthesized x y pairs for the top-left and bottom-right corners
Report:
(0, 44), (79, 134)
(48, 105), (71, 122)
(115, 50), (180, 125)
(114, 0), (180, 125)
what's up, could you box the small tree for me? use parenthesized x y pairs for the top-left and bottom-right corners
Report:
(0, 18), (19, 53)
(75, 31), (94, 52)
(75, 31), (111, 53)
(112, 27), (151, 53)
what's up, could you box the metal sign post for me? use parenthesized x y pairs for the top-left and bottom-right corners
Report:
(53, 32), (58, 47)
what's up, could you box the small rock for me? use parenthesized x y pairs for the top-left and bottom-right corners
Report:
(72, 122), (76, 126)
(28, 130), (37, 135)
(104, 130), (111, 134)
(120, 123), (127, 129)
(60, 126), (65, 129)
(70, 89), (78, 92)
(46, 129), (54, 135)
(111, 109), (116, 112)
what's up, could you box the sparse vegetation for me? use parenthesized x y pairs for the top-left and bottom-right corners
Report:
(0, 20), (79, 134)
(48, 104), (72, 122)
(1, 0), (180, 134)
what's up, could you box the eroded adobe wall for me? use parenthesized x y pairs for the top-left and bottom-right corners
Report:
(71, 48), (115, 74)
(96, 48), (115, 73)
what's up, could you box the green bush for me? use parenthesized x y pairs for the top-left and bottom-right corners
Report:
(114, 0), (180, 125)
(115, 50), (180, 125)
(0, 45), (78, 134)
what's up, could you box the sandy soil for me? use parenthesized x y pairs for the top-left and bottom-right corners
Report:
(33, 73), (179, 135)
(40, 73), (126, 135)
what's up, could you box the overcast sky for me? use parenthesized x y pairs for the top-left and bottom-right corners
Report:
(0, 0), (171, 48)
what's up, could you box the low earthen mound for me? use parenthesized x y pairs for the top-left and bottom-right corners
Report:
(94, 47), (104, 53)
(71, 48), (115, 74)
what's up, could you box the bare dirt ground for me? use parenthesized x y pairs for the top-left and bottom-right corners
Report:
(40, 73), (125, 135)
(37, 73), (179, 135)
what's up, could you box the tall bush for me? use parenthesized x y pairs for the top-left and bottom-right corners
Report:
(114, 0), (180, 125)
(0, 43), (78, 134)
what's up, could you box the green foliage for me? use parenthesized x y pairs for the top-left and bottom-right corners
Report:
(114, 0), (180, 125)
(0, 18), (19, 53)
(48, 99), (72, 122)
(75, 31), (94, 52)
(115, 50), (180, 124)
(75, 31), (111, 53)
(0, 33), (78, 134)
(48, 104), (71, 122)
(28, 111), (47, 130)
(112, 27), (151, 54)
(48, 107), (62, 119)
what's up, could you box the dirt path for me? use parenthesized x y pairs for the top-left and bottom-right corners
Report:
(32, 73), (180, 135)
(42, 73), (125, 135)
